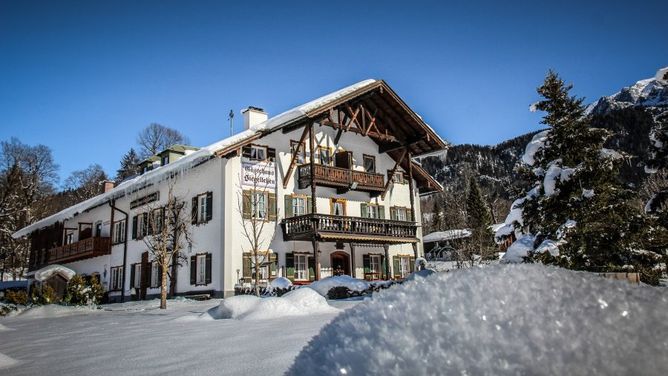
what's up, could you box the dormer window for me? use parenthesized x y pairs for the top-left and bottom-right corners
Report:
(249, 145), (267, 161)
(161, 155), (169, 166)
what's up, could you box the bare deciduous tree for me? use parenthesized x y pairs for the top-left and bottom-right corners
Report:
(237, 161), (276, 296)
(137, 123), (189, 158)
(142, 184), (193, 309)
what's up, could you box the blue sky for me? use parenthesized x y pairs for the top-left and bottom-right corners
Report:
(1, 0), (667, 184)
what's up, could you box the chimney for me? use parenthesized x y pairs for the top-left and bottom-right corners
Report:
(242, 106), (268, 130)
(102, 180), (115, 193)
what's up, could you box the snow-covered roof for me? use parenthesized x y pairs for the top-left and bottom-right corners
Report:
(423, 229), (472, 243)
(13, 79), (377, 238)
(34, 264), (76, 282)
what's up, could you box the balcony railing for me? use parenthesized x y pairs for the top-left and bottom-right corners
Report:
(48, 236), (111, 264)
(281, 214), (417, 243)
(297, 164), (385, 193)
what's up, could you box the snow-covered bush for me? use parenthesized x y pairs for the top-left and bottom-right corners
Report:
(64, 275), (104, 305)
(288, 264), (668, 375)
(30, 283), (59, 305)
(214, 288), (337, 320)
(308, 275), (369, 297)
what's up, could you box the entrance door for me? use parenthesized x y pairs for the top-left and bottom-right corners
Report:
(330, 251), (350, 276)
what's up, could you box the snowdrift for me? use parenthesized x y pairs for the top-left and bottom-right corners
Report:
(213, 288), (338, 320)
(288, 264), (668, 376)
(307, 275), (370, 297)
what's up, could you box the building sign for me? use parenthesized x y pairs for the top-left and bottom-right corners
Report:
(241, 161), (276, 189)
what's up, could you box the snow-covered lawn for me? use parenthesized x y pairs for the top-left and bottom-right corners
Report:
(0, 296), (357, 375)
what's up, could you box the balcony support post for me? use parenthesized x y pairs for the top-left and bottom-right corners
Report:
(407, 152), (419, 260)
(383, 244), (390, 280)
(349, 242), (356, 278)
(309, 121), (321, 281)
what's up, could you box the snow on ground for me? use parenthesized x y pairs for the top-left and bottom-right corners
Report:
(288, 264), (668, 376)
(213, 288), (338, 320)
(307, 275), (370, 296)
(0, 297), (351, 375)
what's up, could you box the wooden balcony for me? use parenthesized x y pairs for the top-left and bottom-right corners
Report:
(281, 214), (417, 244)
(297, 164), (385, 194)
(48, 236), (111, 264)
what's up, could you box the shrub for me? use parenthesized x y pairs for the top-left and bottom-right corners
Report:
(31, 283), (60, 305)
(326, 286), (354, 300)
(4, 289), (28, 305)
(64, 274), (104, 305)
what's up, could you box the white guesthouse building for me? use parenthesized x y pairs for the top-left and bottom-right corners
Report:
(13, 80), (447, 301)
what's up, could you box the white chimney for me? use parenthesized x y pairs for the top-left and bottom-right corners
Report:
(242, 106), (268, 130)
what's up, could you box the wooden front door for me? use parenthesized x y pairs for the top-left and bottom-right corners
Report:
(330, 251), (350, 276)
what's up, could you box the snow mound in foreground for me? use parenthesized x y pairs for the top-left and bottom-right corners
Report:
(307, 275), (370, 296)
(288, 264), (668, 376)
(214, 288), (338, 320)
(268, 276), (293, 290)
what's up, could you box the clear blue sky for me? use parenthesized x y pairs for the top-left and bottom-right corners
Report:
(1, 0), (666, 184)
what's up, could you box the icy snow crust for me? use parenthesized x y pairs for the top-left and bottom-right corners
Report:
(289, 264), (668, 376)
(12, 80), (378, 238)
(214, 288), (338, 320)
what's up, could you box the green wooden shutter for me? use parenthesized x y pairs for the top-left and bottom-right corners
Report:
(242, 190), (251, 219)
(362, 254), (370, 280)
(242, 253), (251, 279)
(191, 196), (198, 224)
(409, 257), (415, 273)
(190, 255), (197, 285)
(285, 253), (295, 281)
(407, 209), (413, 222)
(205, 253), (212, 285)
(141, 252), (149, 290)
(307, 197), (313, 214)
(390, 207), (397, 221)
(131, 215), (137, 239)
(284, 195), (293, 218)
(268, 193), (277, 221)
(360, 203), (368, 218)
(393, 256), (401, 279)
(205, 192), (213, 222)
(130, 263), (136, 289)
(142, 213), (148, 237)
(378, 206), (385, 219)
(308, 255), (315, 282)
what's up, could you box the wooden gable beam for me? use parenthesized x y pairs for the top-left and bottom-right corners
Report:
(282, 124), (311, 189)
(381, 148), (407, 200)
(378, 137), (422, 154)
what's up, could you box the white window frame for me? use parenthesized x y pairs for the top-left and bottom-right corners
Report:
(363, 155), (376, 173)
(137, 214), (146, 238)
(65, 231), (74, 245)
(198, 194), (208, 223)
(151, 262), (159, 288)
(196, 254), (207, 285)
(249, 145), (267, 161)
(399, 256), (410, 278)
(110, 266), (123, 291)
(292, 196), (306, 216)
(133, 264), (142, 289)
(113, 220), (126, 244)
(252, 192), (268, 219)
(370, 255), (381, 274)
(295, 254), (308, 281)
(366, 204), (381, 219)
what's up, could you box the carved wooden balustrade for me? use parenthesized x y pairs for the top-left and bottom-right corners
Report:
(281, 214), (417, 243)
(297, 164), (384, 194)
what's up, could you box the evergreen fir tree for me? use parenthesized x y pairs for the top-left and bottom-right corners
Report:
(465, 176), (493, 258)
(116, 148), (141, 181)
(521, 71), (641, 270)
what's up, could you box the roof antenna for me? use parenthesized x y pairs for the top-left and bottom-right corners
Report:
(228, 109), (234, 136)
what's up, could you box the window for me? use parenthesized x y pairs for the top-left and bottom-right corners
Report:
(390, 170), (406, 184)
(295, 254), (309, 281)
(242, 190), (276, 221)
(110, 266), (123, 291)
(133, 213), (148, 239)
(151, 208), (164, 234)
(391, 207), (410, 221)
(242, 252), (277, 281)
(113, 220), (126, 244)
(151, 262), (159, 288)
(132, 263), (142, 289)
(290, 140), (305, 164)
(161, 155), (169, 166)
(196, 254), (206, 285)
(95, 221), (102, 237)
(249, 145), (267, 161)
(192, 192), (213, 224)
(393, 255), (415, 279)
(370, 255), (381, 275)
(362, 203), (383, 219)
(292, 196), (306, 216)
(317, 146), (332, 165)
(191, 253), (211, 286)
(363, 155), (376, 173)
(253, 192), (267, 219)
(65, 231), (74, 245)
(330, 198), (346, 216)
